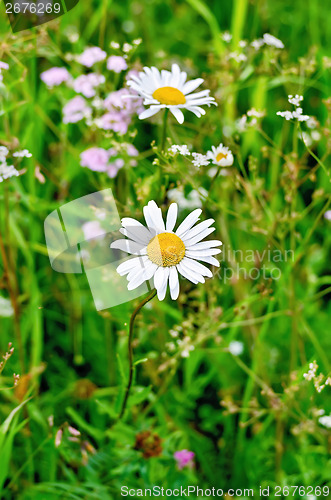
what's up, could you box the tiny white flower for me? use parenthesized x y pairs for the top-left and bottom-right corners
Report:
(168, 187), (208, 210)
(251, 39), (264, 50)
(276, 110), (293, 120)
(247, 108), (265, 118)
(13, 149), (32, 158)
(110, 41), (120, 49)
(191, 153), (209, 167)
(0, 163), (19, 182)
(207, 144), (234, 167)
(221, 32), (232, 42)
(126, 63), (217, 124)
(288, 94), (303, 107)
(324, 210), (331, 221)
(229, 52), (247, 63)
(0, 295), (14, 317)
(228, 341), (244, 356)
(319, 415), (331, 429)
(292, 107), (310, 122)
(111, 200), (222, 300)
(263, 33), (284, 49)
(168, 145), (191, 156)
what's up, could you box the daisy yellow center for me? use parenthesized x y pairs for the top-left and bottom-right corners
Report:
(216, 152), (227, 162)
(152, 87), (186, 105)
(147, 233), (185, 267)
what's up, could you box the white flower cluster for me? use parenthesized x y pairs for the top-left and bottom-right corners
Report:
(0, 147), (19, 183)
(303, 361), (331, 393)
(236, 108), (265, 132)
(277, 94), (310, 122)
(168, 143), (234, 169)
(319, 413), (331, 429)
(251, 33), (284, 50)
(228, 341), (244, 356)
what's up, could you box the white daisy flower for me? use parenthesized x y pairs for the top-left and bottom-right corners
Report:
(111, 200), (222, 300)
(126, 63), (217, 124)
(207, 144), (234, 167)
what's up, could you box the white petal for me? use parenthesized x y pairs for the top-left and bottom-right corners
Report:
(139, 107), (161, 120)
(175, 209), (202, 237)
(111, 239), (146, 255)
(169, 266), (180, 300)
(186, 248), (221, 257)
(121, 226), (153, 245)
(177, 262), (201, 284)
(170, 107), (184, 124)
(116, 256), (147, 276)
(147, 200), (165, 232)
(182, 78), (204, 94)
(153, 266), (167, 290)
(182, 227), (215, 246)
(166, 203), (178, 232)
(186, 239), (222, 250)
(182, 257), (213, 277)
(180, 218), (214, 240)
(154, 267), (169, 300)
(190, 255), (220, 267)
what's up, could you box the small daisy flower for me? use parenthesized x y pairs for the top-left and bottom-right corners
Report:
(207, 144), (234, 167)
(111, 200), (222, 300)
(191, 153), (209, 167)
(126, 63), (217, 124)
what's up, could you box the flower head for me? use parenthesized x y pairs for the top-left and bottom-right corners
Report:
(107, 55), (128, 73)
(191, 153), (209, 168)
(262, 33), (284, 49)
(77, 46), (107, 67)
(72, 73), (105, 98)
(111, 200), (222, 300)
(80, 147), (111, 172)
(228, 341), (244, 356)
(63, 96), (91, 123)
(288, 94), (303, 106)
(207, 144), (234, 167)
(126, 63), (217, 124)
(174, 449), (195, 470)
(40, 67), (70, 88)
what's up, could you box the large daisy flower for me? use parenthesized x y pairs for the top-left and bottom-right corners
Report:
(126, 64), (217, 124)
(111, 201), (222, 300)
(207, 143), (234, 167)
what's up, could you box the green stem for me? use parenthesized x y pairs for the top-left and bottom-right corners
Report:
(118, 289), (157, 420)
(161, 108), (169, 152)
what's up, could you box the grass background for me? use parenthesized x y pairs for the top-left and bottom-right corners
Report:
(0, 0), (330, 498)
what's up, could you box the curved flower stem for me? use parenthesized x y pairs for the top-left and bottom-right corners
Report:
(161, 108), (169, 152)
(118, 288), (157, 420)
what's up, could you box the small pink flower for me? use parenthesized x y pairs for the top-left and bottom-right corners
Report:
(107, 158), (124, 178)
(80, 147), (111, 172)
(0, 61), (9, 70)
(174, 449), (195, 470)
(63, 96), (91, 124)
(107, 55), (128, 73)
(78, 47), (107, 67)
(72, 73), (105, 98)
(40, 67), (70, 87)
